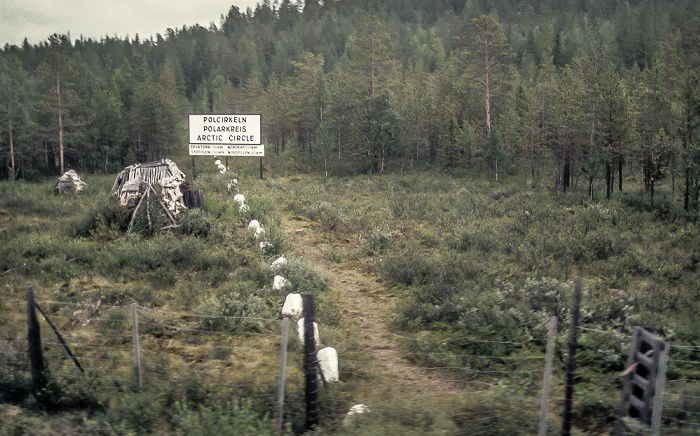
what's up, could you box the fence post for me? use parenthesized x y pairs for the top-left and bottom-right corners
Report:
(276, 316), (291, 434)
(302, 292), (319, 431)
(539, 316), (558, 436)
(131, 303), (142, 391)
(651, 342), (669, 435)
(562, 277), (583, 436)
(27, 286), (46, 395)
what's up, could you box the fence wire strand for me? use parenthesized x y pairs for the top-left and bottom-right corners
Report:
(3, 299), (700, 433)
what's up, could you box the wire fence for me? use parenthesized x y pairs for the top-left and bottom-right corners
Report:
(1, 296), (700, 434)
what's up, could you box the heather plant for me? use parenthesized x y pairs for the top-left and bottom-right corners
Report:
(178, 208), (211, 237)
(302, 201), (342, 230)
(195, 281), (272, 332)
(171, 397), (283, 435)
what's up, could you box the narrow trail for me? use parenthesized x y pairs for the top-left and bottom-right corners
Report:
(283, 216), (463, 400)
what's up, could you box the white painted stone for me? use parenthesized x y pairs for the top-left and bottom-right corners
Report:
(270, 256), (287, 270)
(214, 159), (221, 166)
(274, 275), (288, 291)
(248, 219), (261, 231)
(238, 204), (250, 213)
(259, 241), (273, 252)
(343, 404), (370, 426)
(281, 292), (302, 317)
(317, 347), (339, 382)
(254, 227), (266, 239)
(297, 318), (320, 346)
(233, 193), (245, 204)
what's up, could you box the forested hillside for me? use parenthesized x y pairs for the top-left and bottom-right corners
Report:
(1, 0), (700, 204)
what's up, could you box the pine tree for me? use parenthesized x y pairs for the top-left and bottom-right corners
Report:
(461, 15), (516, 137)
(36, 34), (80, 175)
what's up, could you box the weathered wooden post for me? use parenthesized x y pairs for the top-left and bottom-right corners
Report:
(277, 293), (303, 434)
(616, 327), (669, 435)
(276, 316), (290, 434)
(131, 303), (142, 391)
(562, 277), (582, 436)
(538, 316), (558, 436)
(27, 286), (46, 396)
(302, 292), (319, 430)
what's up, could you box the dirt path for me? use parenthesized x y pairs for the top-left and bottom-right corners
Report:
(283, 216), (462, 400)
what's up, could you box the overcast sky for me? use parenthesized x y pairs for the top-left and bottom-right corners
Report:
(0, 0), (262, 47)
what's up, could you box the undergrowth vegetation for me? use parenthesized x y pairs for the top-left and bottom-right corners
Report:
(1, 165), (699, 434)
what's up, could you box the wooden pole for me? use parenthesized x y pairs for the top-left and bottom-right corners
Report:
(562, 278), (583, 436)
(260, 157), (264, 180)
(131, 303), (142, 391)
(27, 287), (46, 395)
(302, 292), (319, 430)
(276, 316), (291, 434)
(651, 342), (669, 435)
(539, 316), (558, 436)
(34, 302), (84, 373)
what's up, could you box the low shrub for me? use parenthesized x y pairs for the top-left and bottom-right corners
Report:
(64, 194), (129, 239)
(195, 281), (272, 332)
(302, 201), (342, 230)
(171, 397), (283, 435)
(178, 209), (211, 237)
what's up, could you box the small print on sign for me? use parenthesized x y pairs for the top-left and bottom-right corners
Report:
(188, 144), (265, 157)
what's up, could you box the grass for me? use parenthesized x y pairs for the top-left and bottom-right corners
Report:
(1, 163), (699, 434)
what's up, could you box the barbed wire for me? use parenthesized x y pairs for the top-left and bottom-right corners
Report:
(2, 297), (700, 434)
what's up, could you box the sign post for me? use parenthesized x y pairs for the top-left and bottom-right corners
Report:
(188, 114), (264, 178)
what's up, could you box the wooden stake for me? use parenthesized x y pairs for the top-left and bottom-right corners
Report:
(132, 303), (142, 391)
(276, 317), (290, 434)
(538, 316), (557, 436)
(562, 278), (583, 435)
(27, 287), (46, 395)
(34, 302), (84, 373)
(302, 292), (319, 430)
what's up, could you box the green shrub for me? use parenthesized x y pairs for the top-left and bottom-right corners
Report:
(178, 209), (211, 237)
(365, 226), (392, 250)
(64, 194), (128, 239)
(451, 387), (540, 435)
(381, 249), (439, 285)
(303, 201), (343, 230)
(266, 257), (329, 295)
(192, 172), (239, 194)
(0, 340), (31, 403)
(171, 398), (282, 436)
(195, 281), (272, 332)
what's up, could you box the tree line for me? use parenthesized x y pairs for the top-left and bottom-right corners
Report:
(1, 0), (700, 208)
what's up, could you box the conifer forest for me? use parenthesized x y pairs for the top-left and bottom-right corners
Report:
(0, 0), (698, 205)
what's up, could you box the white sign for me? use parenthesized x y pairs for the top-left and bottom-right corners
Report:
(188, 114), (262, 155)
